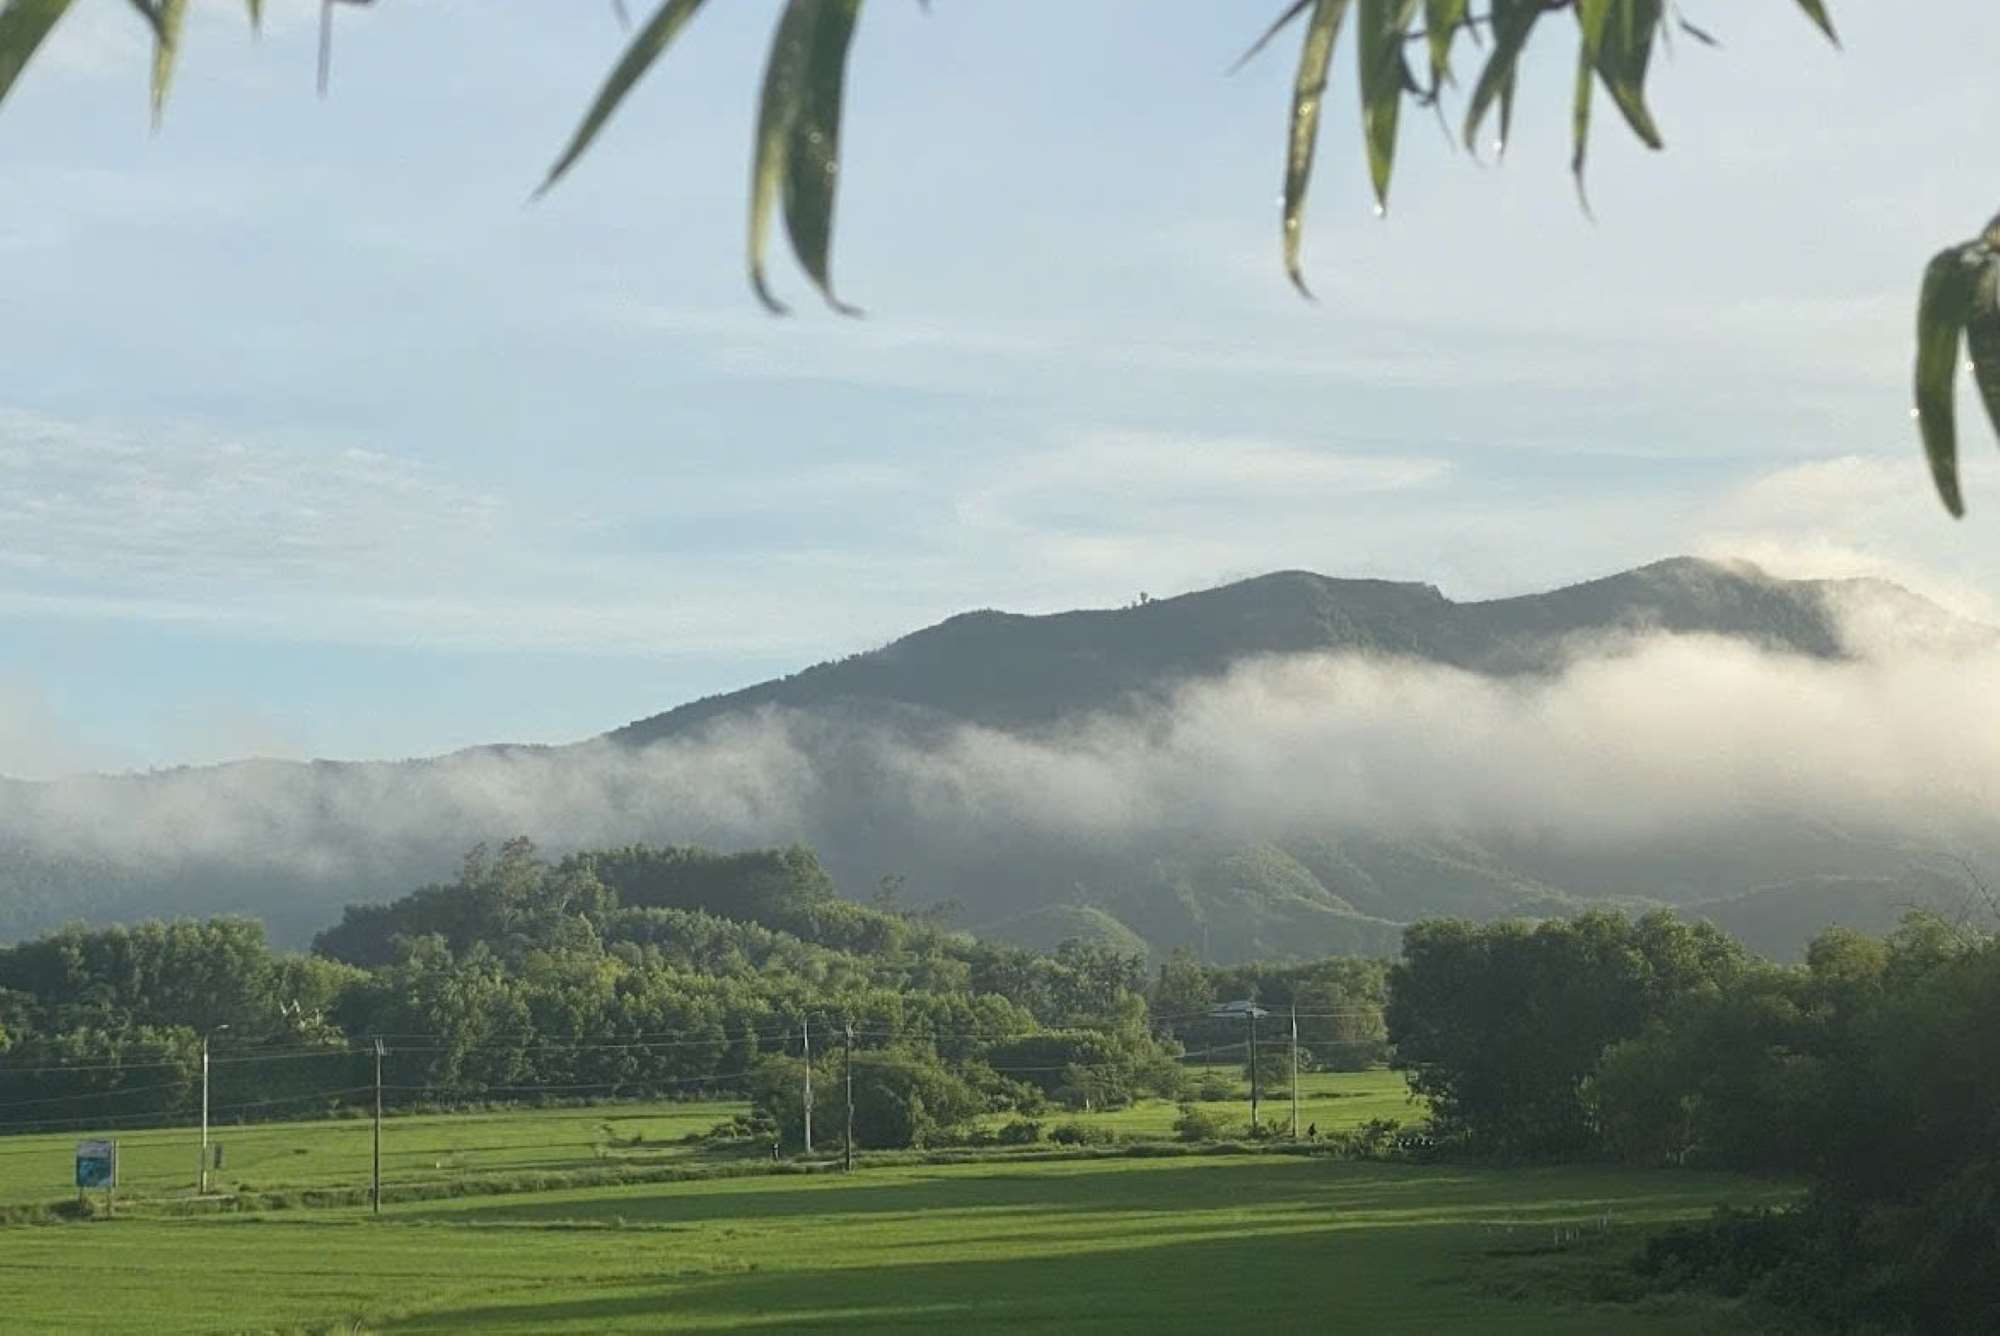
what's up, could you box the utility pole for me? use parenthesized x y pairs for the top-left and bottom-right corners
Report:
(1249, 1009), (1261, 1130)
(1290, 1004), (1301, 1141)
(199, 1024), (228, 1195)
(842, 1019), (855, 1173)
(1209, 1001), (1270, 1135)
(801, 1017), (814, 1155)
(372, 1038), (386, 1216)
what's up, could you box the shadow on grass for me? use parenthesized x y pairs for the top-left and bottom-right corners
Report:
(396, 1160), (1759, 1233)
(376, 1218), (1695, 1335)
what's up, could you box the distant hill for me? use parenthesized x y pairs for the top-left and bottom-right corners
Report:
(0, 558), (1990, 958)
(609, 557), (1894, 746)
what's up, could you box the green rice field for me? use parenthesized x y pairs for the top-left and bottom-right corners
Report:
(0, 1071), (1796, 1332)
(0, 1153), (1794, 1333)
(0, 1069), (1403, 1211)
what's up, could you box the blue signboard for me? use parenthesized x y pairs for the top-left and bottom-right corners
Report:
(75, 1139), (116, 1189)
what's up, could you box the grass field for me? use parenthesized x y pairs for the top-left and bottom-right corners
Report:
(0, 1072), (1795, 1332)
(0, 1099), (748, 1209)
(1001, 1066), (1419, 1139)
(0, 1069), (1406, 1211)
(0, 1154), (1794, 1333)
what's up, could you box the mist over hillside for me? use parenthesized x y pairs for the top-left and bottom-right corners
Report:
(2, 557), (1994, 957)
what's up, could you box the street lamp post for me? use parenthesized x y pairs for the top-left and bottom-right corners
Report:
(199, 1024), (229, 1195)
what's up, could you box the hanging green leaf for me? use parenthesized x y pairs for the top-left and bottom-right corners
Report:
(1591, 0), (1663, 149)
(1420, 0), (1465, 91)
(1281, 0), (1353, 296)
(1677, 17), (1719, 47)
(1791, 0), (1838, 46)
(1357, 0), (1417, 210)
(540, 0), (710, 195)
(748, 0), (825, 313)
(1575, 0), (1612, 57)
(780, 0), (863, 314)
(246, 0), (262, 33)
(1463, 0), (1540, 153)
(150, 0), (188, 129)
(0, 0), (73, 106)
(1964, 259), (2000, 461)
(1569, 37), (1594, 213)
(1231, 0), (1312, 75)
(1914, 244), (1982, 517)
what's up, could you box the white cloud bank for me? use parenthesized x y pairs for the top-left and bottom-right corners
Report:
(5, 584), (1996, 902)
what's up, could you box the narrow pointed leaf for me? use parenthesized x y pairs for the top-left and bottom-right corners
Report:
(1791, 0), (1838, 45)
(1462, 0), (1539, 153)
(246, 0), (262, 32)
(1421, 0), (1464, 90)
(748, 0), (823, 313)
(781, 0), (863, 313)
(149, 0), (187, 128)
(1357, 0), (1417, 210)
(1677, 18), (1719, 47)
(1231, 0), (1312, 75)
(1591, 0), (1663, 149)
(539, 0), (710, 195)
(0, 0), (76, 106)
(1575, 0), (1611, 56)
(1281, 0), (1353, 296)
(1569, 37), (1594, 214)
(1914, 245), (1979, 517)
(1965, 260), (2000, 456)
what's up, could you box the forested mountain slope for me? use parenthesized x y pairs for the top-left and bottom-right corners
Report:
(1, 559), (1989, 958)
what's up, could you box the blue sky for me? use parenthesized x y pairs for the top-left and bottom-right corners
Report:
(2, 0), (1997, 776)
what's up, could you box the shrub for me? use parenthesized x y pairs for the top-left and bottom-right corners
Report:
(996, 1118), (1042, 1145)
(1345, 1117), (1402, 1156)
(1172, 1103), (1227, 1143)
(1195, 1072), (1236, 1102)
(1048, 1120), (1114, 1146)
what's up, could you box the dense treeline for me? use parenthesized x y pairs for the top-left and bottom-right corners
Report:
(4, 840), (1994, 1327)
(1386, 909), (2000, 1333)
(0, 838), (1388, 1142)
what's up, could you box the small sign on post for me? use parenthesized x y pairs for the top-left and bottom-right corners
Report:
(75, 1140), (116, 1189)
(76, 1139), (117, 1216)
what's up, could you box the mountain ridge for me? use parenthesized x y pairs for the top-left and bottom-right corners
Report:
(0, 556), (1989, 958)
(603, 555), (1967, 748)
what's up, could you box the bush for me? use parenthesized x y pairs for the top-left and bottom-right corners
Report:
(1172, 1103), (1228, 1142)
(1048, 1120), (1114, 1146)
(1319, 1116), (1403, 1158)
(1195, 1072), (1236, 1102)
(996, 1118), (1042, 1145)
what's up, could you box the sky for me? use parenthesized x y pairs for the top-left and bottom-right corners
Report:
(1, 0), (1998, 778)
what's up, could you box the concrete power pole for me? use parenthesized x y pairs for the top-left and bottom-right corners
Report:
(842, 1020), (855, 1173)
(198, 1024), (228, 1195)
(1290, 1005), (1301, 1141)
(1249, 1010), (1261, 1130)
(372, 1038), (386, 1215)
(802, 1017), (813, 1155)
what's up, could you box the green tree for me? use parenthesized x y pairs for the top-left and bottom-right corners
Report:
(753, 1047), (986, 1150)
(1387, 910), (1745, 1155)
